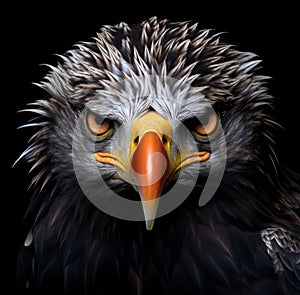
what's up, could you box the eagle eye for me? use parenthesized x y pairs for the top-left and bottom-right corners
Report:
(185, 111), (219, 139)
(85, 111), (113, 139)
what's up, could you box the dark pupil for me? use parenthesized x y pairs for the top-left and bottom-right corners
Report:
(199, 114), (210, 126)
(95, 115), (104, 125)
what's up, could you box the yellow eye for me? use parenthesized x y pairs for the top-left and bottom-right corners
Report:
(86, 111), (112, 139)
(190, 112), (219, 139)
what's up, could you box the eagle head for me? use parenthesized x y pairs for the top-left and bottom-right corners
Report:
(19, 17), (279, 230)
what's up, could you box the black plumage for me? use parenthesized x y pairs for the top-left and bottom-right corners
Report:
(16, 17), (300, 294)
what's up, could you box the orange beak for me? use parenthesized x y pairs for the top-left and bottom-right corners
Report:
(131, 131), (170, 230)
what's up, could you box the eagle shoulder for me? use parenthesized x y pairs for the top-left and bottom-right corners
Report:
(261, 227), (300, 293)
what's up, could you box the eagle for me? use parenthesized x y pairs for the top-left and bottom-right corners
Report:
(16, 17), (300, 295)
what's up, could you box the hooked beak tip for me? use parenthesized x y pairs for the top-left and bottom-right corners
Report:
(145, 219), (155, 231)
(141, 198), (160, 231)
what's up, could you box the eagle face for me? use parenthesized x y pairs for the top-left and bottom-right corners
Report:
(71, 74), (228, 229)
(17, 17), (300, 295)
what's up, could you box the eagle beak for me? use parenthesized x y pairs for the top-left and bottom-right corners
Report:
(131, 131), (171, 230)
(129, 112), (172, 230)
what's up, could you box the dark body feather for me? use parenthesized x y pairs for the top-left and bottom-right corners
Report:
(16, 17), (300, 294)
(17, 166), (300, 294)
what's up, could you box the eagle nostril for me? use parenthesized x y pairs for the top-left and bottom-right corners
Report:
(162, 134), (169, 146)
(134, 136), (139, 146)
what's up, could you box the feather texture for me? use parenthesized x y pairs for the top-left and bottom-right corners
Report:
(16, 17), (300, 294)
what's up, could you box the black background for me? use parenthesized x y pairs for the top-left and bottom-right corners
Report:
(4, 2), (300, 292)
